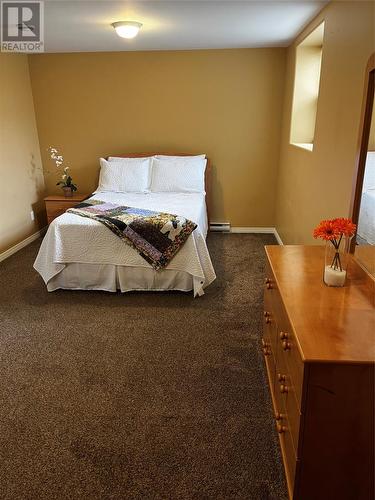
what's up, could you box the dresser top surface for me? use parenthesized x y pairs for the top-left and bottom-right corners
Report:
(44, 194), (89, 202)
(265, 245), (375, 363)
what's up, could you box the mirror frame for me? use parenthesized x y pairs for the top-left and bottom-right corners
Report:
(350, 53), (375, 252)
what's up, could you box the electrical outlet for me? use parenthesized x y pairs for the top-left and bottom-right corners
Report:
(30, 210), (35, 221)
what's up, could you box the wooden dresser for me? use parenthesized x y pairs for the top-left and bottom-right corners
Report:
(44, 194), (89, 224)
(263, 245), (374, 500)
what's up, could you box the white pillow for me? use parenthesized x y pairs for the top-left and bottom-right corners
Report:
(97, 157), (151, 193)
(108, 156), (154, 162)
(150, 157), (207, 193)
(155, 154), (206, 160)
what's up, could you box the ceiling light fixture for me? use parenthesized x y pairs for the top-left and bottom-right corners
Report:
(111, 21), (143, 39)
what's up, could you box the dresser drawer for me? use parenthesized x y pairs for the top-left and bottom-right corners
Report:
(278, 312), (304, 407)
(276, 410), (297, 495)
(285, 388), (301, 457)
(262, 289), (276, 388)
(270, 302), (303, 408)
(264, 262), (304, 407)
(274, 348), (300, 452)
(273, 329), (288, 416)
(264, 277), (278, 359)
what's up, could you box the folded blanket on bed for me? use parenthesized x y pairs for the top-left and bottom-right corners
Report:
(67, 199), (197, 270)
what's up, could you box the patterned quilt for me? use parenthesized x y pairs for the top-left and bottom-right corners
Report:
(67, 199), (197, 270)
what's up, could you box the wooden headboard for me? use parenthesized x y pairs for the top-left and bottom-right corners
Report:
(110, 152), (212, 223)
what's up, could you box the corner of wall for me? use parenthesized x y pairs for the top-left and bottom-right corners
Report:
(0, 52), (46, 254)
(274, 1), (374, 245)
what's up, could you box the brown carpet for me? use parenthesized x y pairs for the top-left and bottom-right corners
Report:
(0, 233), (287, 500)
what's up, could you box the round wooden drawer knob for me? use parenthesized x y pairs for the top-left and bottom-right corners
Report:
(275, 412), (283, 421)
(277, 423), (287, 434)
(282, 341), (291, 351)
(266, 283), (272, 289)
(263, 311), (270, 317)
(280, 384), (289, 394)
(278, 373), (286, 382)
(280, 332), (288, 340)
(265, 278), (271, 284)
(266, 317), (271, 324)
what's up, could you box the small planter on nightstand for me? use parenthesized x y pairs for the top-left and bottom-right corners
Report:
(44, 193), (89, 224)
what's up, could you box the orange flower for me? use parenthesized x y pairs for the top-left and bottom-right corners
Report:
(332, 218), (356, 237)
(313, 220), (340, 241)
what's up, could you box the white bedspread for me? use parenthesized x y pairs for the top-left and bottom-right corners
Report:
(34, 192), (216, 295)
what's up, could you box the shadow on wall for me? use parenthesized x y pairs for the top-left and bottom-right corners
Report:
(29, 152), (47, 228)
(211, 162), (225, 224)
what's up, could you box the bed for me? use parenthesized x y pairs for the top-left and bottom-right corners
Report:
(34, 153), (216, 296)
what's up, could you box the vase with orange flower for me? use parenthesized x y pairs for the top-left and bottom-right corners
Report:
(313, 218), (356, 287)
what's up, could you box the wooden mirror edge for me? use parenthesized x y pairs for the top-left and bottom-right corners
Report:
(349, 53), (375, 254)
(349, 52), (375, 283)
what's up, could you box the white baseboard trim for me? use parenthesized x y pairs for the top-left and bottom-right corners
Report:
(231, 226), (274, 234)
(230, 226), (284, 245)
(0, 228), (46, 263)
(273, 229), (284, 246)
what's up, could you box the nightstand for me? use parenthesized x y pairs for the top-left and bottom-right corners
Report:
(44, 193), (90, 224)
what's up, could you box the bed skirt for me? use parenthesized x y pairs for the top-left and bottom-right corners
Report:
(46, 263), (205, 296)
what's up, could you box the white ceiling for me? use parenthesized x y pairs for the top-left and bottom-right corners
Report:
(43, 1), (328, 53)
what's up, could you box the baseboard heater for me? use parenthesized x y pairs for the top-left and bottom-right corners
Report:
(210, 222), (231, 232)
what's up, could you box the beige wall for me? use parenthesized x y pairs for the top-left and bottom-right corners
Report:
(0, 53), (45, 254)
(6, 2), (371, 251)
(28, 48), (286, 226)
(275, 1), (375, 244)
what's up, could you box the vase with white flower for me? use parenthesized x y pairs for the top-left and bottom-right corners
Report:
(313, 218), (356, 287)
(48, 147), (77, 197)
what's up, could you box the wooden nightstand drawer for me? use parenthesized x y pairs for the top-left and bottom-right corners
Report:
(46, 200), (76, 219)
(44, 194), (89, 224)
